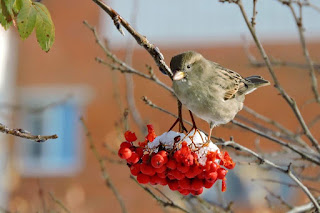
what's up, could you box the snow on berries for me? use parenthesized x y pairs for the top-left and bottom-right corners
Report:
(118, 125), (236, 195)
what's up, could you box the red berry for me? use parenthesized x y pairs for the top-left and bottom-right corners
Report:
(184, 154), (194, 166)
(222, 179), (227, 192)
(191, 178), (204, 190)
(177, 162), (190, 173)
(168, 180), (179, 191)
(127, 152), (139, 164)
(169, 169), (185, 180)
(178, 178), (191, 189)
(204, 180), (215, 188)
(205, 172), (218, 182)
(167, 174), (176, 180)
(185, 170), (196, 179)
(151, 154), (165, 168)
(124, 131), (137, 142)
(191, 188), (203, 195)
(166, 159), (177, 170)
(118, 147), (132, 159)
(217, 168), (227, 179)
(157, 171), (166, 179)
(120, 142), (132, 148)
(137, 173), (150, 184)
(179, 189), (190, 195)
(155, 165), (167, 173)
(140, 163), (156, 176)
(130, 163), (141, 176)
(205, 161), (213, 171)
(197, 172), (206, 179)
(158, 178), (167, 186)
(182, 141), (189, 148)
(174, 150), (182, 162)
(211, 162), (218, 172)
(185, 165), (201, 178)
(146, 124), (156, 142)
(150, 175), (161, 185)
(142, 154), (150, 163)
(158, 150), (168, 164)
(206, 151), (217, 161)
(135, 147), (144, 158)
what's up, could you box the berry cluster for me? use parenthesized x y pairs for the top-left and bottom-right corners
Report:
(118, 125), (235, 196)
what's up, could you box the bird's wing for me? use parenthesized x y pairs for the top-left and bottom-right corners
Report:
(214, 65), (245, 100)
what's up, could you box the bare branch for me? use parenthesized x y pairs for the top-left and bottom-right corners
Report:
(264, 186), (293, 209)
(231, 120), (320, 165)
(92, 0), (173, 78)
(286, 0), (320, 103)
(123, 0), (147, 134)
(80, 117), (127, 213)
(287, 197), (320, 213)
(49, 192), (71, 213)
(220, 141), (320, 210)
(242, 106), (310, 148)
(95, 57), (173, 94)
(252, 178), (320, 193)
(83, 20), (173, 95)
(251, 0), (258, 30)
(234, 0), (320, 153)
(0, 122), (58, 142)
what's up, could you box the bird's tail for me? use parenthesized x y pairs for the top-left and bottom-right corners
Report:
(240, 76), (270, 95)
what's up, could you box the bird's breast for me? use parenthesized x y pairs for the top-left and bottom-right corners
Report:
(172, 80), (244, 125)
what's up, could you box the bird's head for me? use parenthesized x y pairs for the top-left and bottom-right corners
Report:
(170, 51), (204, 81)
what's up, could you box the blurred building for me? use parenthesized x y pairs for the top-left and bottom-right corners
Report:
(0, 0), (319, 212)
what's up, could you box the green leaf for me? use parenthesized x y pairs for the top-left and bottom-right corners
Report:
(34, 2), (54, 52)
(3, 0), (15, 16)
(0, 0), (13, 29)
(13, 0), (23, 13)
(17, 0), (36, 39)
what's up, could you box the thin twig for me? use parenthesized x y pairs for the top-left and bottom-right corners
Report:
(220, 141), (320, 211)
(95, 57), (173, 94)
(287, 197), (320, 213)
(80, 117), (128, 213)
(264, 186), (293, 209)
(37, 180), (47, 213)
(49, 192), (71, 213)
(0, 122), (58, 142)
(242, 40), (320, 72)
(231, 120), (320, 165)
(92, 0), (173, 78)
(234, 0), (320, 153)
(124, 0), (147, 134)
(83, 21), (173, 95)
(251, 178), (320, 193)
(251, 0), (258, 30)
(286, 0), (320, 103)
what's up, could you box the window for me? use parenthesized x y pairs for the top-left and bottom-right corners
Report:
(15, 86), (92, 177)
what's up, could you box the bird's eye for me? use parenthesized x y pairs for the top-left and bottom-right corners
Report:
(186, 65), (191, 69)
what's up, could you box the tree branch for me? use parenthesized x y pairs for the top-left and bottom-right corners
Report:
(220, 141), (320, 211)
(233, 0), (320, 153)
(0, 122), (58, 142)
(80, 117), (127, 213)
(92, 0), (173, 78)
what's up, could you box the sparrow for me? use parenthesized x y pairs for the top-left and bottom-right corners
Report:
(170, 51), (270, 143)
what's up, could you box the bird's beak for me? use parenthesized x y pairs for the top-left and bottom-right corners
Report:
(173, 71), (185, 81)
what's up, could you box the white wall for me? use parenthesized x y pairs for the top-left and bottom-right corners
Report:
(0, 28), (18, 209)
(100, 0), (320, 48)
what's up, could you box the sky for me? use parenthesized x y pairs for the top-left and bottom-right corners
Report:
(99, 0), (320, 48)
